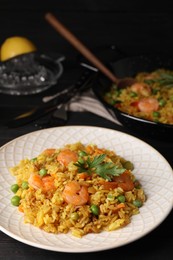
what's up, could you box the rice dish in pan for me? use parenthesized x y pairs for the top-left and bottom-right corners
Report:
(104, 69), (173, 125)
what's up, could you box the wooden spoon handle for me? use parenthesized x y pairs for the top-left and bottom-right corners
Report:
(45, 12), (118, 83)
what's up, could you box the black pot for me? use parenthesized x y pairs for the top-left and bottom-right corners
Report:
(92, 54), (173, 141)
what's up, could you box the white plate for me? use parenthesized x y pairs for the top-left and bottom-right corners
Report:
(0, 126), (173, 252)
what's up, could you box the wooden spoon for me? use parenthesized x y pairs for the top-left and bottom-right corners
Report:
(45, 12), (135, 87)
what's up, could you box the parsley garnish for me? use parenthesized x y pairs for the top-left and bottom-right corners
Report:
(74, 154), (126, 181)
(144, 73), (173, 88)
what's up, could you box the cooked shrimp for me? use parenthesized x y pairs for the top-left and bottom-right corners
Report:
(101, 171), (134, 191)
(130, 82), (151, 96)
(42, 176), (55, 192)
(114, 171), (134, 191)
(57, 149), (78, 166)
(28, 173), (55, 192)
(62, 180), (89, 206)
(138, 97), (159, 113)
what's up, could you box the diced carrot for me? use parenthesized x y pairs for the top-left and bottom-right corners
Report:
(100, 181), (118, 190)
(43, 149), (56, 155)
(131, 101), (139, 106)
(18, 204), (24, 212)
(93, 148), (105, 155)
(114, 103), (122, 109)
(78, 173), (89, 180)
(85, 145), (94, 154)
(113, 203), (125, 212)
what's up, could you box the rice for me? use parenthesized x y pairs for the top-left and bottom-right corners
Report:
(9, 142), (146, 238)
(104, 69), (173, 124)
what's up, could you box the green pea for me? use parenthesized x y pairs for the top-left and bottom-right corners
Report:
(159, 99), (166, 106)
(78, 151), (87, 157)
(21, 181), (29, 189)
(133, 199), (142, 208)
(153, 111), (160, 118)
(39, 168), (47, 177)
(110, 100), (117, 105)
(130, 91), (138, 97)
(71, 212), (79, 221)
(10, 184), (19, 193)
(134, 180), (141, 189)
(117, 195), (126, 203)
(114, 89), (122, 97)
(77, 157), (85, 164)
(123, 161), (134, 171)
(11, 195), (21, 206)
(31, 157), (37, 163)
(90, 204), (99, 216)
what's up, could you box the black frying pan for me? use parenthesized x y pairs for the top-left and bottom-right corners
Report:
(92, 54), (173, 141)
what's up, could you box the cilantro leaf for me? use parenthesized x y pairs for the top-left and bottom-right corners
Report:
(95, 162), (126, 181)
(74, 153), (126, 180)
(87, 154), (106, 168)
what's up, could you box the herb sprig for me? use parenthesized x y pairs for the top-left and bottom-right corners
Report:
(144, 73), (173, 88)
(74, 153), (126, 181)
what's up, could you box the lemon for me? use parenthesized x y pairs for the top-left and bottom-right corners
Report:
(0, 36), (37, 61)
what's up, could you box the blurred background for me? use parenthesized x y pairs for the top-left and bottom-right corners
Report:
(1, 0), (173, 63)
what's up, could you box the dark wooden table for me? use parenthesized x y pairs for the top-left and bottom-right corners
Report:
(0, 1), (173, 259)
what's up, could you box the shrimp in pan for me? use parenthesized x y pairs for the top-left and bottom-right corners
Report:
(138, 97), (159, 113)
(130, 82), (151, 96)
